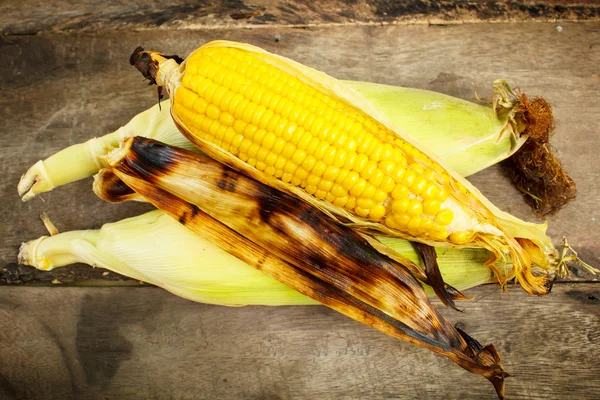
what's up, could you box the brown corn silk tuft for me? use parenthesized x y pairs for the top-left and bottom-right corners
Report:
(502, 94), (576, 216)
(95, 137), (508, 398)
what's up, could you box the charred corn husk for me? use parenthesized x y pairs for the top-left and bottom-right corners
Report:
(18, 79), (527, 201)
(130, 41), (559, 295)
(94, 137), (508, 396)
(19, 209), (505, 304)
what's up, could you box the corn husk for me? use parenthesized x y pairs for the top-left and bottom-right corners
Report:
(19, 209), (504, 305)
(91, 136), (508, 396)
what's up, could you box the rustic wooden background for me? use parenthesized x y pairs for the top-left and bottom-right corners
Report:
(1, 1), (599, 399)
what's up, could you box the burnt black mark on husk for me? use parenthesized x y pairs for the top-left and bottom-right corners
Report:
(253, 177), (418, 298)
(414, 242), (462, 311)
(128, 137), (179, 181)
(98, 169), (136, 202)
(179, 204), (201, 225)
(216, 169), (239, 192)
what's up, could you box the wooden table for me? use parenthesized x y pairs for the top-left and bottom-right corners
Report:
(1, 2), (599, 399)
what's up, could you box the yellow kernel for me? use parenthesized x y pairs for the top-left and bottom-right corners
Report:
(212, 86), (228, 107)
(349, 178), (367, 197)
(306, 185), (318, 195)
(333, 196), (349, 208)
(392, 165), (405, 181)
(438, 187), (448, 202)
(193, 97), (209, 115)
(360, 161), (378, 180)
(265, 166), (276, 176)
(369, 204), (387, 221)
(379, 159), (396, 174)
(422, 183), (440, 199)
(322, 147), (337, 165)
(233, 119), (246, 134)
(402, 170), (416, 187)
(283, 162), (297, 175)
(356, 197), (374, 210)
(239, 152), (249, 162)
(307, 175), (320, 187)
(380, 176), (395, 193)
(325, 193), (336, 203)
(430, 227), (449, 241)
(264, 152), (277, 167)
(449, 231), (470, 244)
(354, 154), (369, 172)
(296, 131), (312, 150)
(272, 138), (286, 155)
(369, 169), (384, 187)
(274, 156), (286, 170)
(331, 184), (346, 198)
(318, 180), (333, 192)
(374, 189), (387, 204)
(435, 209), (454, 226)
(291, 177), (302, 186)
(420, 218), (434, 233)
(256, 161), (266, 171)
(312, 161), (327, 177)
(392, 198), (409, 214)
(423, 199), (441, 215)
(295, 168), (309, 181)
(227, 93), (248, 115)
(335, 169), (349, 185)
(393, 214), (411, 227)
(282, 173), (293, 183)
(306, 137), (320, 154)
(344, 152), (357, 170)
(219, 112), (234, 126)
(411, 176), (428, 195)
(355, 206), (370, 217)
(206, 104), (221, 120)
(361, 184), (376, 199)
(406, 199), (423, 217)
(282, 143), (296, 159)
(242, 102), (258, 124)
(314, 141), (330, 160)
(407, 216), (422, 231)
(291, 149), (307, 165)
(346, 196), (357, 210)
(391, 184), (410, 200)
(385, 216), (398, 229)
(256, 148), (269, 162)
(341, 171), (359, 191)
(251, 104), (267, 126)
(248, 143), (260, 159)
(224, 128), (235, 145)
(333, 150), (347, 168)
(302, 156), (317, 172)
(323, 166), (340, 182)
(408, 162), (425, 175)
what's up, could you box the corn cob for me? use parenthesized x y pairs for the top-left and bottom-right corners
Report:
(130, 41), (558, 295)
(19, 209), (506, 305)
(94, 136), (508, 396)
(18, 80), (528, 201)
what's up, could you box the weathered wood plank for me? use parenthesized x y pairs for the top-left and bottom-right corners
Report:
(0, 283), (598, 399)
(1, 0), (599, 35)
(2, 22), (599, 283)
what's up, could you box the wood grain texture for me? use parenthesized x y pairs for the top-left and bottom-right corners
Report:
(1, 0), (599, 35)
(0, 284), (598, 399)
(2, 22), (599, 283)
